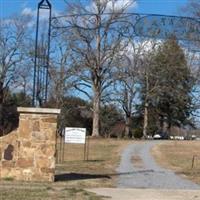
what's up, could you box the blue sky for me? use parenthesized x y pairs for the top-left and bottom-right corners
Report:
(136, 0), (188, 16)
(1, 0), (189, 19)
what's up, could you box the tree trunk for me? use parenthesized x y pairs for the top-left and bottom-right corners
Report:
(0, 82), (4, 136)
(91, 14), (101, 137)
(143, 102), (148, 138)
(143, 70), (149, 139)
(159, 115), (168, 138)
(92, 88), (100, 137)
(125, 115), (131, 138)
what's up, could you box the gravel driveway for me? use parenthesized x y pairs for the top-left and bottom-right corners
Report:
(116, 141), (200, 189)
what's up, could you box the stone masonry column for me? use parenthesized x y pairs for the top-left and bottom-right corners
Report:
(17, 107), (60, 182)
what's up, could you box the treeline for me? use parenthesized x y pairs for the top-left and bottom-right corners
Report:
(0, 0), (200, 138)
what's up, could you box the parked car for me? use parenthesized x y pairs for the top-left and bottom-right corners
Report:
(153, 131), (169, 140)
(153, 134), (161, 140)
(191, 135), (196, 140)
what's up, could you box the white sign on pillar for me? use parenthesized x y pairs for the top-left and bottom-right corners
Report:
(65, 127), (86, 144)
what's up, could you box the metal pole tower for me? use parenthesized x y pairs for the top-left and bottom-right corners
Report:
(32, 0), (52, 107)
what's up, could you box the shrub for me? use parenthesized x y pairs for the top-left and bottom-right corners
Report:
(133, 128), (143, 139)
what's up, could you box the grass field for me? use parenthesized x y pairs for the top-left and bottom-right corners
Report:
(0, 138), (132, 200)
(152, 141), (200, 184)
(55, 138), (132, 188)
(0, 186), (102, 200)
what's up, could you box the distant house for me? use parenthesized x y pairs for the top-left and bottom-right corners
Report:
(109, 121), (126, 138)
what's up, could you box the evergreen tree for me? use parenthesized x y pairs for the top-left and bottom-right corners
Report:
(145, 38), (194, 136)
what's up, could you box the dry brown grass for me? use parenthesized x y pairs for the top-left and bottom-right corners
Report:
(152, 141), (200, 184)
(0, 138), (132, 200)
(0, 186), (103, 200)
(56, 138), (132, 188)
(131, 155), (144, 169)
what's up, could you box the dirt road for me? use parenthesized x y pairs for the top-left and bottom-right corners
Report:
(87, 188), (200, 200)
(87, 141), (200, 200)
(116, 141), (200, 189)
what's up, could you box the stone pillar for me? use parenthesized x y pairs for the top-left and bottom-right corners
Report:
(0, 107), (60, 182)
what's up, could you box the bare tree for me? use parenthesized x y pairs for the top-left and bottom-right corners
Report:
(182, 0), (200, 126)
(183, 0), (200, 18)
(48, 35), (75, 108)
(112, 39), (148, 138)
(59, 0), (135, 136)
(0, 15), (32, 134)
(138, 40), (161, 138)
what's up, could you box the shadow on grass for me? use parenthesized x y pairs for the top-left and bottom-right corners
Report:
(55, 173), (111, 182)
(55, 170), (155, 182)
(85, 159), (105, 163)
